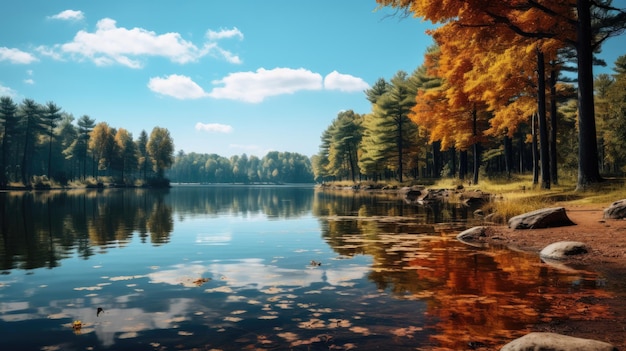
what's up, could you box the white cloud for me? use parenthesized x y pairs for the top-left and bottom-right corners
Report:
(207, 27), (243, 41)
(324, 71), (369, 92)
(49, 10), (84, 21)
(148, 74), (208, 99)
(209, 67), (323, 103)
(35, 45), (64, 61)
(195, 122), (233, 133)
(213, 46), (242, 64)
(59, 18), (209, 68)
(0, 84), (18, 98)
(24, 79), (34, 85)
(0, 47), (38, 64)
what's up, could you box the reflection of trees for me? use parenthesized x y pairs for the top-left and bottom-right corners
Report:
(0, 186), (314, 270)
(148, 197), (174, 244)
(0, 189), (174, 270)
(166, 185), (314, 219)
(316, 194), (612, 349)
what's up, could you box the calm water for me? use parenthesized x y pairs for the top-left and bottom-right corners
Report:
(0, 185), (612, 350)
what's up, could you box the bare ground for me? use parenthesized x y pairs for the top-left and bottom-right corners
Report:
(484, 203), (626, 348)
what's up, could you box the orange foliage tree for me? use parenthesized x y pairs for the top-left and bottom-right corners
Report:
(376, 0), (626, 189)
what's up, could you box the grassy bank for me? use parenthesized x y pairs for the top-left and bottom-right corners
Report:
(433, 174), (626, 223)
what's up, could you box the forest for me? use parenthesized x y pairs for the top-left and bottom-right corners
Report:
(3, 1), (625, 189)
(313, 0), (626, 190)
(0, 96), (179, 188)
(0, 96), (315, 188)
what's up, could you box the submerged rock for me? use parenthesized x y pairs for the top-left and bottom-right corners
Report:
(508, 207), (576, 229)
(500, 332), (617, 351)
(540, 241), (589, 260)
(456, 226), (488, 247)
(604, 199), (626, 219)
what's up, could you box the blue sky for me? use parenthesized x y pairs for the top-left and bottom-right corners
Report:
(1, 1), (624, 158)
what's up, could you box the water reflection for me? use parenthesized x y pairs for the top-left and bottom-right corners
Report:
(0, 186), (615, 350)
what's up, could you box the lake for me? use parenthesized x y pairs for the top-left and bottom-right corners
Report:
(0, 185), (612, 350)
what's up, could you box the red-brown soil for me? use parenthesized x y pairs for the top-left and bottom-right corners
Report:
(486, 203), (626, 348)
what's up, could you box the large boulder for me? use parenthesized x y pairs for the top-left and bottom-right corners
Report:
(508, 207), (576, 229)
(604, 199), (626, 219)
(500, 332), (617, 351)
(540, 241), (589, 260)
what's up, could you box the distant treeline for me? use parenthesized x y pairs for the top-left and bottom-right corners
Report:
(0, 96), (315, 188)
(0, 96), (174, 188)
(167, 151), (314, 184)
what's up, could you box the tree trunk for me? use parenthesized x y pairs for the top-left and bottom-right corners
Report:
(575, 0), (603, 189)
(504, 134), (513, 178)
(532, 113), (539, 185)
(537, 48), (550, 189)
(472, 109), (480, 185)
(433, 141), (442, 178)
(459, 150), (468, 180)
(549, 63), (559, 185)
(449, 147), (457, 178)
(397, 116), (403, 183)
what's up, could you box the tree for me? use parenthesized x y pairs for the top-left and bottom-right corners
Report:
(136, 130), (151, 181)
(56, 113), (78, 183)
(113, 128), (138, 183)
(76, 115), (95, 180)
(89, 122), (115, 179)
(42, 102), (63, 179)
(147, 127), (174, 179)
(19, 99), (44, 184)
(326, 110), (363, 182)
(0, 97), (18, 186)
(376, 0), (626, 189)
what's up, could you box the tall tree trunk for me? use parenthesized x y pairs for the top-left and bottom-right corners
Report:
(549, 64), (559, 185)
(504, 134), (513, 178)
(532, 113), (539, 185)
(397, 116), (403, 183)
(449, 147), (457, 178)
(459, 150), (468, 180)
(432, 140), (442, 178)
(537, 48), (550, 189)
(575, 0), (603, 189)
(21, 126), (31, 185)
(518, 130), (524, 174)
(348, 147), (356, 183)
(472, 109), (480, 185)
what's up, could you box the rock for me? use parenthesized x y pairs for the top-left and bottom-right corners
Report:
(457, 226), (488, 241)
(460, 190), (491, 206)
(456, 226), (489, 247)
(604, 199), (626, 219)
(500, 332), (617, 351)
(540, 241), (589, 260)
(508, 207), (575, 229)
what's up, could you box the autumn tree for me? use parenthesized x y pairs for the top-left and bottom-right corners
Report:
(89, 122), (116, 179)
(113, 128), (138, 183)
(147, 126), (174, 180)
(377, 0), (626, 189)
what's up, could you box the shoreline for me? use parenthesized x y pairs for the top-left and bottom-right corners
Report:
(479, 204), (626, 348)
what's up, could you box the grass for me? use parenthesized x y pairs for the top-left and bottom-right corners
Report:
(432, 174), (626, 224)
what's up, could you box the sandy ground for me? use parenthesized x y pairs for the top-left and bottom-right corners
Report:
(485, 203), (626, 348)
